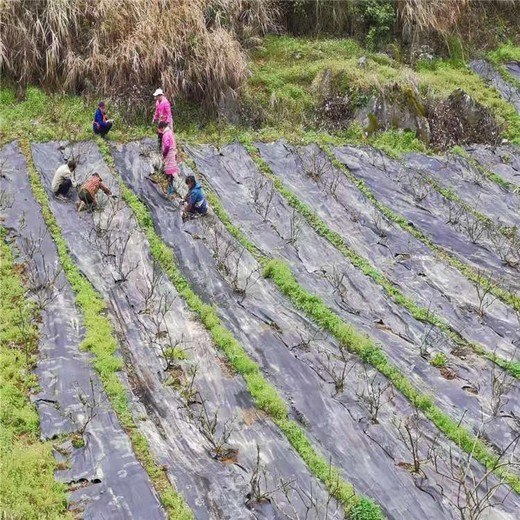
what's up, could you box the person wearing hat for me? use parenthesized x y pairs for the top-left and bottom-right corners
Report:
(152, 88), (172, 148)
(76, 173), (116, 212)
(93, 101), (113, 138)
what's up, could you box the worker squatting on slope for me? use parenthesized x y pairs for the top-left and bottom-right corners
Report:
(53, 87), (207, 218)
(76, 173), (116, 212)
(93, 101), (113, 138)
(52, 159), (77, 200)
(181, 175), (208, 220)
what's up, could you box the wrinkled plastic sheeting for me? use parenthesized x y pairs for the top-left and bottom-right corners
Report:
(254, 141), (519, 359)
(470, 59), (520, 113)
(332, 145), (519, 291)
(505, 61), (520, 82)
(402, 152), (519, 228)
(465, 144), (520, 189)
(0, 142), (165, 519)
(190, 142), (520, 462)
(113, 140), (520, 519)
(31, 141), (347, 520)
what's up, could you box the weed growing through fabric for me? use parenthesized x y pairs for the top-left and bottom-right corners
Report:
(0, 234), (70, 519)
(98, 141), (384, 518)
(19, 140), (193, 520)
(430, 352), (448, 368)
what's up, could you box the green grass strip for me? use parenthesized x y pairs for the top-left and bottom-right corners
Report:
(98, 140), (384, 520)
(318, 145), (520, 313)
(184, 153), (520, 495)
(224, 140), (519, 378)
(0, 232), (70, 519)
(19, 139), (193, 520)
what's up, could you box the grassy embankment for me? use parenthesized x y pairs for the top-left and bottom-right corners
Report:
(2, 38), (519, 152)
(0, 234), (69, 519)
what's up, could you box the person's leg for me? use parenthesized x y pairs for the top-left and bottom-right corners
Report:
(77, 189), (94, 212)
(101, 123), (112, 138)
(56, 178), (72, 196)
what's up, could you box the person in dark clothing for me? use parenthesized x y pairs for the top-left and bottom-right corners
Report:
(93, 101), (113, 138)
(182, 175), (208, 220)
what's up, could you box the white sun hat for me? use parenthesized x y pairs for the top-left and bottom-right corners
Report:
(153, 88), (163, 96)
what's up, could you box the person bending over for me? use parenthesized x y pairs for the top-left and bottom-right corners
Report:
(182, 175), (207, 220)
(158, 121), (179, 195)
(52, 159), (77, 200)
(76, 173), (115, 212)
(93, 101), (113, 138)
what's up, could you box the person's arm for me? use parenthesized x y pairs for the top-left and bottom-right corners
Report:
(153, 101), (159, 123)
(94, 109), (102, 130)
(165, 101), (172, 124)
(99, 182), (112, 196)
(162, 141), (170, 158)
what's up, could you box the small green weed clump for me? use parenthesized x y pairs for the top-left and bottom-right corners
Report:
(0, 234), (70, 519)
(430, 352), (448, 368)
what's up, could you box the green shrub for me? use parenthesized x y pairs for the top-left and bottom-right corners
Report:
(430, 352), (448, 368)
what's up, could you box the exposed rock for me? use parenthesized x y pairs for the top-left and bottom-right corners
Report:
(354, 83), (431, 142)
(428, 88), (501, 151)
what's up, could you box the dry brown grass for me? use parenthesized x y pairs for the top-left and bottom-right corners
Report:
(0, 0), (278, 110)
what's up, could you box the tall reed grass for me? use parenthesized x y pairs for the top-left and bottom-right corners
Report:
(0, 0), (277, 114)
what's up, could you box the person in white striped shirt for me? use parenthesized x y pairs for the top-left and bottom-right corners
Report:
(52, 160), (77, 201)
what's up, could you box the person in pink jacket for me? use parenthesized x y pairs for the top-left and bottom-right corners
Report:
(152, 88), (172, 148)
(158, 121), (179, 195)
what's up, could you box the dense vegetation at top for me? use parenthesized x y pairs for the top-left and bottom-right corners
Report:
(0, 1), (519, 153)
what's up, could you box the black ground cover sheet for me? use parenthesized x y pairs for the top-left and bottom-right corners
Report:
(1, 142), (165, 519)
(257, 141), (519, 359)
(470, 59), (520, 114)
(112, 139), (520, 519)
(466, 144), (520, 190)
(31, 141), (345, 520)
(190, 142), (520, 463)
(402, 152), (519, 228)
(332, 145), (520, 292)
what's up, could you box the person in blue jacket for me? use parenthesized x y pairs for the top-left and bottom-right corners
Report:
(182, 175), (208, 219)
(93, 101), (113, 138)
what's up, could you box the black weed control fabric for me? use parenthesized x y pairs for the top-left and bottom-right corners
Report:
(0, 142), (165, 519)
(466, 144), (520, 189)
(254, 141), (519, 360)
(30, 141), (343, 520)
(190, 142), (520, 461)
(470, 60), (520, 114)
(332, 145), (520, 290)
(402, 152), (519, 228)
(112, 140), (520, 519)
